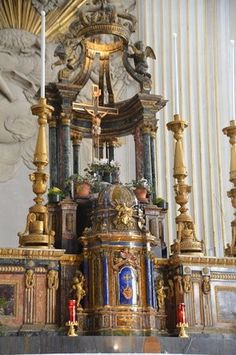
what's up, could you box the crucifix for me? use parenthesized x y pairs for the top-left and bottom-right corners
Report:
(72, 85), (118, 160)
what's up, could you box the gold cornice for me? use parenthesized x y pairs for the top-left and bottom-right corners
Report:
(211, 273), (236, 280)
(60, 253), (83, 266)
(0, 248), (65, 260)
(153, 255), (236, 268)
(153, 258), (169, 267)
(168, 255), (236, 267)
(0, 266), (25, 272)
(0, 0), (86, 40)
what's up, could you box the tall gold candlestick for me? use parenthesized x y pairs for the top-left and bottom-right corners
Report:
(167, 114), (204, 255)
(223, 120), (236, 256)
(18, 98), (55, 248)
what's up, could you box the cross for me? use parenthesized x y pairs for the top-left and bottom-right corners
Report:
(72, 85), (118, 160)
(123, 273), (132, 283)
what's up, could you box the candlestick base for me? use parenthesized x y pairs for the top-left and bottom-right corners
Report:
(177, 322), (189, 338)
(66, 320), (78, 336)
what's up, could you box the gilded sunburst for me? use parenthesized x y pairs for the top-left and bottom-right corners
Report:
(0, 0), (86, 40)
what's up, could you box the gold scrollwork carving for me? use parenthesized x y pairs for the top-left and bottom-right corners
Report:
(25, 269), (35, 289)
(47, 269), (59, 290)
(183, 275), (192, 293)
(113, 203), (134, 229)
(113, 248), (140, 270)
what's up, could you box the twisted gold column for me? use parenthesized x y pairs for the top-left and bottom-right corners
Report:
(223, 120), (236, 256)
(167, 114), (204, 255)
(18, 98), (55, 248)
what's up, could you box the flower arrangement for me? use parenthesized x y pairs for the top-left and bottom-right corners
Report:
(66, 173), (96, 186)
(130, 177), (151, 191)
(84, 158), (120, 175)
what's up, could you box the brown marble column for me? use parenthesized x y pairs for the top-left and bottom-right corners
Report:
(133, 126), (144, 179)
(59, 114), (71, 189)
(150, 128), (157, 200)
(71, 132), (83, 175)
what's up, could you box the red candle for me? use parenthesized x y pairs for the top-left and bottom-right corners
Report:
(177, 303), (186, 324)
(68, 300), (76, 322)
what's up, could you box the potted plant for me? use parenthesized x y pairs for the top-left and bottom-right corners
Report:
(155, 197), (168, 209)
(84, 158), (120, 183)
(66, 174), (95, 199)
(47, 187), (64, 203)
(130, 178), (151, 202)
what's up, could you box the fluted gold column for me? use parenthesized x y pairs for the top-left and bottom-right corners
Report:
(223, 120), (236, 257)
(18, 98), (55, 248)
(167, 114), (204, 255)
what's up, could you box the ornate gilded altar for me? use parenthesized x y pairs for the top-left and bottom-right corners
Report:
(0, 0), (236, 338)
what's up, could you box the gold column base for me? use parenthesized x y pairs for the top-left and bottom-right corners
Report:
(65, 321), (78, 336)
(225, 244), (236, 257)
(177, 322), (189, 338)
(171, 240), (204, 255)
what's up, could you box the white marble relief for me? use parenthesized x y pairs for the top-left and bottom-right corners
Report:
(0, 28), (57, 181)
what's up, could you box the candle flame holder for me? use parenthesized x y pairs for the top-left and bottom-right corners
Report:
(17, 98), (55, 248)
(65, 320), (78, 336)
(176, 322), (189, 338)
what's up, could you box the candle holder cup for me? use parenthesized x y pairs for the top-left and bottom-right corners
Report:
(176, 322), (189, 338)
(66, 320), (78, 336)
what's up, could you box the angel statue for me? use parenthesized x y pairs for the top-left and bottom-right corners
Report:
(71, 271), (86, 310)
(128, 40), (156, 78)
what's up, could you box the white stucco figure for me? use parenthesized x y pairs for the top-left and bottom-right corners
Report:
(0, 29), (56, 181)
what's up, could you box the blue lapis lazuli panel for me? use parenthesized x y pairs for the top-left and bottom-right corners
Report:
(119, 266), (137, 305)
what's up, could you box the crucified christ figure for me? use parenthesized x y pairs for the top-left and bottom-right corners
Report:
(72, 84), (118, 160)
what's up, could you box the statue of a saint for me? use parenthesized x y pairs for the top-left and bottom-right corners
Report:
(155, 278), (166, 310)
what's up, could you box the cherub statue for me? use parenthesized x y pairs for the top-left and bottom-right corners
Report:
(71, 271), (86, 310)
(128, 40), (156, 78)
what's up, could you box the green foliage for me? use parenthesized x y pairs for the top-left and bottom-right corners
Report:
(47, 187), (64, 198)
